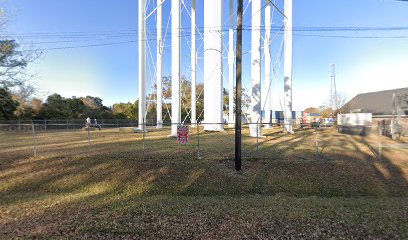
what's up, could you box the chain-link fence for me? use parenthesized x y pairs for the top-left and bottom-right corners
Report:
(1, 119), (407, 165)
(0, 119), (140, 132)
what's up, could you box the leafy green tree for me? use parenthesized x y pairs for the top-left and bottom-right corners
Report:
(66, 98), (86, 119)
(38, 94), (70, 119)
(35, 94), (112, 119)
(79, 96), (112, 119)
(224, 87), (250, 115)
(0, 87), (19, 120)
(152, 75), (204, 123)
(112, 103), (129, 119)
(112, 101), (138, 120)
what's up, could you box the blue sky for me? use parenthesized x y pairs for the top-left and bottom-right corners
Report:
(2, 0), (408, 110)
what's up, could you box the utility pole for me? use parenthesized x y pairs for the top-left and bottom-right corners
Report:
(235, 0), (243, 171)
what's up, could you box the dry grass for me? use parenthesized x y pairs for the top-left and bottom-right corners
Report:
(0, 127), (407, 239)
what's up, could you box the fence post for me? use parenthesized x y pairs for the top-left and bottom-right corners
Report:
(256, 122), (259, 153)
(142, 118), (145, 160)
(116, 119), (119, 129)
(44, 120), (47, 132)
(378, 122), (382, 162)
(87, 123), (91, 152)
(66, 120), (69, 131)
(197, 122), (201, 160)
(315, 127), (319, 158)
(18, 119), (21, 131)
(31, 120), (37, 158)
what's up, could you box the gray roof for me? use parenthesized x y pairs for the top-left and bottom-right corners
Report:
(342, 88), (408, 115)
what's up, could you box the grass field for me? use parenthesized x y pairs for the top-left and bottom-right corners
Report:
(1, 127), (407, 239)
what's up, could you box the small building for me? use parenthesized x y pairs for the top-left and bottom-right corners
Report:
(303, 112), (321, 124)
(269, 111), (303, 125)
(337, 113), (372, 136)
(340, 88), (408, 136)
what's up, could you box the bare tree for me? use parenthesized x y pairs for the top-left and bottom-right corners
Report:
(0, 40), (41, 89)
(333, 92), (348, 112)
(334, 92), (351, 114)
(320, 92), (348, 115)
(0, 8), (42, 90)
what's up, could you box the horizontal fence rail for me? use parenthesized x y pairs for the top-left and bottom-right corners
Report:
(0, 119), (406, 166)
(0, 118), (308, 132)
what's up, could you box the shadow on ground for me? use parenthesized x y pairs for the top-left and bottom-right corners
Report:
(0, 127), (407, 238)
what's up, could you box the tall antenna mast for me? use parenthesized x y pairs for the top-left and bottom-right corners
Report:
(330, 64), (337, 109)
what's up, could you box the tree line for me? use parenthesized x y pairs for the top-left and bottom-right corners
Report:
(0, 32), (275, 122)
(0, 17), (268, 122)
(0, 65), (209, 121)
(1, 74), (247, 121)
(0, 38), (242, 122)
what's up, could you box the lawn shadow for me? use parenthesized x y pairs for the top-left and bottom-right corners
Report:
(1, 128), (408, 238)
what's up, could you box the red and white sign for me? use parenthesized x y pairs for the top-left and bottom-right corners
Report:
(177, 125), (189, 144)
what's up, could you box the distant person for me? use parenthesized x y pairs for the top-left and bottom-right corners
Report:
(94, 119), (101, 130)
(86, 117), (91, 128)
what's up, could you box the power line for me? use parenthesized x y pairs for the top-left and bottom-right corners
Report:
(9, 24), (408, 51)
(8, 25), (408, 39)
(18, 27), (408, 41)
(292, 33), (408, 39)
(23, 33), (408, 52)
(34, 40), (137, 51)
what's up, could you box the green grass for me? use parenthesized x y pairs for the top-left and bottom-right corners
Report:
(0, 127), (407, 238)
